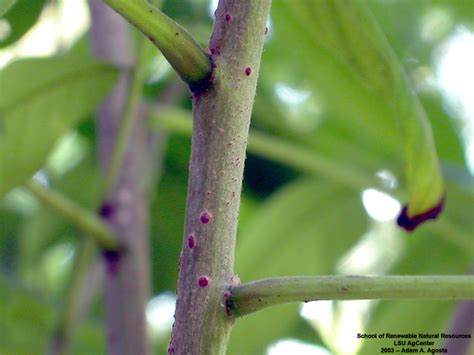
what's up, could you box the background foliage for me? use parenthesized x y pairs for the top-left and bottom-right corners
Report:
(0, 0), (473, 354)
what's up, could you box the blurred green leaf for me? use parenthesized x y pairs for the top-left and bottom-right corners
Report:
(420, 92), (466, 166)
(358, 177), (473, 354)
(0, 207), (21, 270)
(0, 272), (55, 353)
(0, 0), (46, 48)
(230, 178), (368, 353)
(150, 171), (187, 293)
(429, 179), (474, 254)
(0, 54), (118, 198)
(0, 0), (17, 17)
(269, 0), (444, 228)
(0, 272), (104, 354)
(236, 178), (367, 278)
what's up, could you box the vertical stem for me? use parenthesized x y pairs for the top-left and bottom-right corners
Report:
(170, 1), (272, 354)
(444, 300), (474, 354)
(89, 1), (156, 354)
(445, 266), (474, 355)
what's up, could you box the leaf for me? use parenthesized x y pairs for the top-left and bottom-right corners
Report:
(0, 207), (20, 270)
(430, 178), (474, 255)
(0, 54), (118, 198)
(150, 171), (188, 293)
(236, 179), (367, 278)
(0, 0), (47, 48)
(0, 273), (55, 353)
(0, 0), (17, 17)
(229, 178), (368, 353)
(357, 177), (473, 354)
(420, 92), (466, 166)
(0, 272), (104, 354)
(270, 0), (444, 231)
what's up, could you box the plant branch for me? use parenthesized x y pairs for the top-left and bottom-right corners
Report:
(228, 276), (474, 317)
(169, 1), (272, 354)
(24, 180), (119, 250)
(89, 1), (160, 354)
(104, 27), (152, 193)
(103, 0), (211, 91)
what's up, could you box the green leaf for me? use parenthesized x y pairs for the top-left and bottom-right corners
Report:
(0, 54), (118, 198)
(150, 171), (188, 293)
(429, 179), (474, 255)
(420, 92), (466, 166)
(230, 178), (368, 353)
(0, 272), (55, 353)
(0, 272), (104, 354)
(357, 178), (473, 354)
(0, 0), (46, 48)
(271, 0), (444, 230)
(0, 0), (17, 17)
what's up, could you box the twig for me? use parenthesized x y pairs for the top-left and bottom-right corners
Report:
(89, 1), (155, 354)
(228, 275), (474, 317)
(103, 0), (211, 91)
(25, 180), (119, 250)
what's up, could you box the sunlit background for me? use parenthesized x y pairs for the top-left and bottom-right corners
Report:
(1, 0), (473, 354)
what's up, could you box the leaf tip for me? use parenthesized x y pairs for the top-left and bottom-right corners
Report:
(397, 195), (445, 232)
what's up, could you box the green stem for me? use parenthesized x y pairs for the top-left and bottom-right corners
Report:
(229, 275), (474, 317)
(103, 0), (211, 91)
(151, 109), (379, 190)
(24, 180), (119, 250)
(169, 1), (272, 353)
(104, 35), (150, 192)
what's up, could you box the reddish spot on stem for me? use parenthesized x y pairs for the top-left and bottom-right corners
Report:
(209, 45), (220, 56)
(397, 196), (445, 232)
(168, 345), (175, 354)
(98, 202), (114, 219)
(225, 13), (232, 22)
(198, 276), (209, 287)
(187, 234), (196, 249)
(102, 250), (122, 275)
(200, 211), (211, 224)
(212, 63), (217, 69)
(225, 296), (235, 316)
(245, 67), (252, 76)
(223, 291), (231, 299)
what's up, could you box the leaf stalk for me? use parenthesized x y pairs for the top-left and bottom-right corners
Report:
(229, 275), (474, 317)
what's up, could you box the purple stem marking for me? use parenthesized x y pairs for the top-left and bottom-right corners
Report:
(397, 196), (445, 232)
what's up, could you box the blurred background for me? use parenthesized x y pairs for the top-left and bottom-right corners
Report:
(0, 0), (473, 354)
